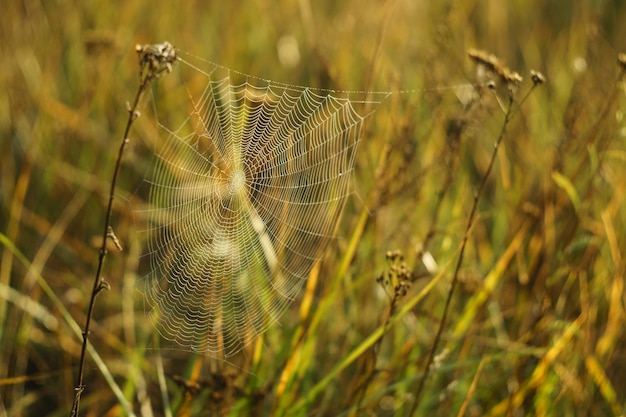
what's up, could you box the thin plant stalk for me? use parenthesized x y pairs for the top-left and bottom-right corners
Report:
(409, 76), (543, 414)
(70, 42), (177, 417)
(409, 92), (514, 414)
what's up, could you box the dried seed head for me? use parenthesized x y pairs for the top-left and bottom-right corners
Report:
(530, 70), (546, 85)
(468, 48), (523, 87)
(468, 49), (501, 72)
(508, 71), (524, 85)
(385, 249), (402, 262)
(136, 41), (178, 81)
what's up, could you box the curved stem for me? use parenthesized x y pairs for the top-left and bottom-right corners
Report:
(410, 93), (515, 415)
(70, 42), (177, 417)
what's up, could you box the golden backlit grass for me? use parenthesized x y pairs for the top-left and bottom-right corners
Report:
(1, 1), (626, 416)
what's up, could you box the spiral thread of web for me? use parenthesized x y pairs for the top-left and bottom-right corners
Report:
(144, 68), (368, 356)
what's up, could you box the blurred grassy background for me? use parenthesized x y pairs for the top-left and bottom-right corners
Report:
(2, 0), (626, 416)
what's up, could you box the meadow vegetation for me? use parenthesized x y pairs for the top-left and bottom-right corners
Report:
(1, 1), (626, 416)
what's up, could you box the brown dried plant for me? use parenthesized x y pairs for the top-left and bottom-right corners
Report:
(69, 42), (177, 417)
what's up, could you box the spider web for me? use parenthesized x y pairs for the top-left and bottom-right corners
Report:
(139, 53), (389, 356)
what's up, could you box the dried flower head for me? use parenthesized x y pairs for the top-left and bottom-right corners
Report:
(135, 41), (178, 81)
(379, 250), (414, 302)
(385, 249), (403, 262)
(530, 70), (546, 85)
(468, 48), (523, 87)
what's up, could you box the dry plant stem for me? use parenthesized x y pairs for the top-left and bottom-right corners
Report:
(352, 296), (399, 413)
(70, 70), (150, 417)
(70, 42), (177, 417)
(410, 91), (520, 415)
